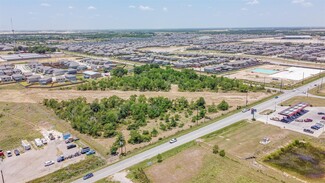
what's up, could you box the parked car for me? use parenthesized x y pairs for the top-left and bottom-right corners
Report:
(303, 129), (314, 134)
(317, 112), (325, 115)
(242, 108), (250, 113)
(169, 138), (177, 144)
(86, 150), (96, 155)
(48, 133), (55, 140)
(6, 151), (12, 157)
(83, 173), (94, 180)
(316, 123), (324, 127)
(67, 144), (77, 149)
(295, 119), (303, 122)
(81, 147), (90, 154)
(322, 116), (325, 120)
(44, 160), (55, 167)
(311, 125), (320, 130)
(0, 150), (4, 157)
(57, 155), (64, 162)
(14, 149), (20, 156)
(274, 96), (279, 99)
(304, 118), (313, 122)
(41, 138), (48, 145)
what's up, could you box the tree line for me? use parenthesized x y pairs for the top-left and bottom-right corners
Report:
(77, 64), (263, 92)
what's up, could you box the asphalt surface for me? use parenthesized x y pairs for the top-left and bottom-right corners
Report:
(74, 77), (324, 183)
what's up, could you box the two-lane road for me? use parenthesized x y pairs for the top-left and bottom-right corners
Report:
(74, 77), (324, 183)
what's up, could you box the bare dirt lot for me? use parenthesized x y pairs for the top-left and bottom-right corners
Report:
(139, 46), (188, 53)
(144, 121), (325, 183)
(2, 131), (85, 183)
(224, 64), (295, 86)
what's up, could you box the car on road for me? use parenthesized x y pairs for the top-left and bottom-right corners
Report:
(14, 149), (20, 156)
(169, 138), (177, 143)
(303, 129), (314, 134)
(81, 147), (90, 154)
(304, 118), (313, 122)
(44, 160), (55, 167)
(86, 150), (96, 155)
(57, 155), (64, 162)
(242, 108), (250, 113)
(67, 144), (77, 149)
(317, 112), (325, 115)
(83, 173), (94, 180)
(6, 151), (12, 157)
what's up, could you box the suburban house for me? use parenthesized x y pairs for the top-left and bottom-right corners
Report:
(83, 71), (101, 79)
(27, 75), (41, 83)
(39, 77), (52, 85)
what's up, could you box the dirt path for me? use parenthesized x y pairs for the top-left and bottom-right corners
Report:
(0, 88), (270, 107)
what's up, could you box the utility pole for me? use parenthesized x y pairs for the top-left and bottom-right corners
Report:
(302, 72), (305, 84)
(196, 106), (199, 126)
(245, 92), (248, 107)
(0, 158), (4, 183)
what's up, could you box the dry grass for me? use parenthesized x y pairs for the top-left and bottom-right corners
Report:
(143, 121), (325, 183)
(281, 96), (325, 107)
(309, 87), (325, 97)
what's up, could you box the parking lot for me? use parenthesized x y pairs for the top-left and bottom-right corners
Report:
(257, 105), (325, 137)
(1, 130), (86, 183)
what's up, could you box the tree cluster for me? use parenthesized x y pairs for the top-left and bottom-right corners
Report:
(77, 64), (262, 92)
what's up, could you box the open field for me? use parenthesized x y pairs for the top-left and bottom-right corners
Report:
(0, 85), (274, 156)
(0, 54), (79, 65)
(224, 64), (295, 86)
(309, 87), (325, 97)
(139, 46), (188, 53)
(126, 120), (325, 183)
(0, 102), (44, 150)
(281, 96), (325, 107)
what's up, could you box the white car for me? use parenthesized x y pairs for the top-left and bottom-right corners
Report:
(242, 108), (250, 113)
(6, 151), (12, 157)
(44, 160), (55, 167)
(169, 138), (177, 144)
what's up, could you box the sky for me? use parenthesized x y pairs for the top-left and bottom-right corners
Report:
(0, 0), (324, 30)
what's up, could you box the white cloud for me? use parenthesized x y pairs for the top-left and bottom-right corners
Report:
(241, 7), (248, 11)
(292, 0), (313, 7)
(163, 7), (168, 12)
(246, 0), (259, 5)
(68, 6), (74, 9)
(138, 5), (154, 11)
(40, 3), (51, 7)
(88, 6), (96, 10)
(129, 5), (136, 9)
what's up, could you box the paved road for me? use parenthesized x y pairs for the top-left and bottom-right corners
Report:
(74, 77), (324, 183)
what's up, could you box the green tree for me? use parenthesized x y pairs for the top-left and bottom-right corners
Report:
(111, 67), (128, 77)
(157, 154), (163, 163)
(219, 150), (226, 157)
(217, 100), (229, 111)
(213, 145), (219, 154)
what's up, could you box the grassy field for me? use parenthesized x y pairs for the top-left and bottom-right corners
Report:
(265, 141), (325, 180)
(0, 102), (43, 150)
(28, 156), (106, 183)
(281, 96), (325, 107)
(309, 86), (325, 97)
(125, 120), (325, 183)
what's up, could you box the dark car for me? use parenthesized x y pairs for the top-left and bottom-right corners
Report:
(318, 112), (325, 115)
(303, 129), (314, 134)
(311, 126), (320, 130)
(14, 149), (20, 156)
(81, 147), (90, 154)
(83, 173), (94, 180)
(67, 144), (77, 149)
(57, 155), (64, 162)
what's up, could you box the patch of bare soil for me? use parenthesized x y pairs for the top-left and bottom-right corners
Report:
(146, 148), (207, 183)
